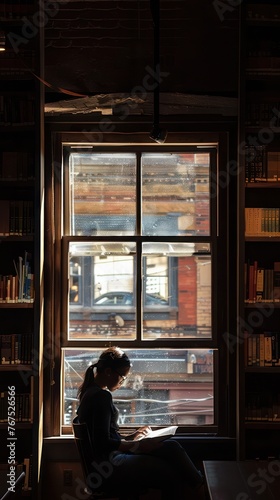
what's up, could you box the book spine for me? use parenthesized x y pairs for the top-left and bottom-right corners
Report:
(259, 333), (265, 367)
(264, 332), (272, 366)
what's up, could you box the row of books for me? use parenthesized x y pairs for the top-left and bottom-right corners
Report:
(0, 333), (33, 365)
(245, 103), (280, 128)
(0, 458), (33, 491)
(0, 151), (34, 181)
(247, 3), (280, 20)
(0, 391), (33, 422)
(0, 252), (34, 303)
(244, 261), (280, 303)
(23, 455), (33, 491)
(0, 390), (33, 423)
(0, 274), (34, 303)
(0, 2), (34, 15)
(0, 200), (34, 236)
(0, 95), (34, 125)
(246, 57), (280, 71)
(0, 50), (35, 75)
(245, 145), (266, 182)
(245, 392), (280, 422)
(245, 332), (280, 367)
(245, 208), (280, 235)
(246, 148), (280, 182)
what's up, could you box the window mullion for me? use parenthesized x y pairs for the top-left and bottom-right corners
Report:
(136, 238), (142, 341)
(136, 152), (142, 235)
(136, 152), (142, 340)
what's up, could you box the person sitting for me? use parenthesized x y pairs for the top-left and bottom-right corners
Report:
(76, 346), (205, 500)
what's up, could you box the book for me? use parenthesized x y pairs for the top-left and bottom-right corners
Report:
(252, 335), (257, 365)
(1, 335), (12, 364)
(0, 200), (10, 235)
(259, 333), (265, 367)
(23, 458), (31, 491)
(136, 425), (178, 441)
(256, 268), (264, 301)
(245, 208), (280, 236)
(273, 262), (280, 302)
(247, 336), (253, 366)
(0, 334), (33, 365)
(264, 332), (272, 366)
(271, 333), (278, 365)
(267, 152), (280, 181)
(0, 392), (6, 422)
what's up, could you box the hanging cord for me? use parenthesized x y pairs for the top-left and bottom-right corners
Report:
(149, 0), (167, 143)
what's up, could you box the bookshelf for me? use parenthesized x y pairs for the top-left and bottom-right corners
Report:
(0, 1), (43, 497)
(238, 0), (280, 460)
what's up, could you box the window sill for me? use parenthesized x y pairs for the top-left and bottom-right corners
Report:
(43, 435), (236, 462)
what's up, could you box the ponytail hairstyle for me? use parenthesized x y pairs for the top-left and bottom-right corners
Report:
(77, 346), (131, 402)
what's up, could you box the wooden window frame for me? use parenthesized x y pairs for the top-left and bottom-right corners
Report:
(44, 128), (236, 439)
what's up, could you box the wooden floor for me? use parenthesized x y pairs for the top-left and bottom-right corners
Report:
(203, 460), (280, 500)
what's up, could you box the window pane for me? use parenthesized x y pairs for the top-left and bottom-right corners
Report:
(68, 241), (211, 340)
(142, 153), (210, 236)
(142, 242), (211, 339)
(68, 151), (211, 237)
(68, 241), (137, 340)
(69, 153), (136, 236)
(63, 348), (214, 429)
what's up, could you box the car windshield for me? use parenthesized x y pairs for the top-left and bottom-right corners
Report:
(93, 292), (167, 306)
(94, 293), (131, 305)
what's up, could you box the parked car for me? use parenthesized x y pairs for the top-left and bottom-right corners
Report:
(93, 291), (168, 306)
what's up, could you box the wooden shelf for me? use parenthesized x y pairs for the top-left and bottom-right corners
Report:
(246, 19), (280, 27)
(245, 421), (280, 429)
(0, 180), (35, 187)
(246, 182), (280, 188)
(245, 301), (280, 308)
(0, 364), (33, 371)
(245, 236), (280, 242)
(239, 0), (280, 460)
(245, 366), (280, 373)
(0, 423), (33, 430)
(0, 125), (35, 133)
(0, 236), (34, 242)
(245, 71), (280, 81)
(0, 1), (42, 495)
(0, 303), (33, 309)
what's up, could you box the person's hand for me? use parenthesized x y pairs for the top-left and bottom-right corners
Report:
(131, 426), (152, 441)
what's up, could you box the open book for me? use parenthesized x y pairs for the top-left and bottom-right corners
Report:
(137, 425), (178, 441)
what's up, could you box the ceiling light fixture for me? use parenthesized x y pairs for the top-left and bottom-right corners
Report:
(149, 124), (167, 144)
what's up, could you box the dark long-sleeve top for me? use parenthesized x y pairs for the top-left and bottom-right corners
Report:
(76, 384), (121, 460)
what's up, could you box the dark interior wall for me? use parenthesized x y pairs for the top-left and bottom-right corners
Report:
(44, 0), (239, 98)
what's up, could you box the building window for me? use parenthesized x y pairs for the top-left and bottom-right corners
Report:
(59, 141), (226, 435)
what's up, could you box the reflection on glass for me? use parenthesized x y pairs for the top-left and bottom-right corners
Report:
(63, 348), (214, 429)
(142, 153), (210, 236)
(68, 152), (210, 237)
(68, 242), (136, 340)
(69, 153), (136, 236)
(69, 258), (82, 304)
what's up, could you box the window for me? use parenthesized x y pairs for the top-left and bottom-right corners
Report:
(58, 139), (228, 436)
(63, 348), (214, 428)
